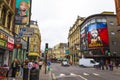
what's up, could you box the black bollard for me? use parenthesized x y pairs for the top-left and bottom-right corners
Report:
(30, 67), (39, 80)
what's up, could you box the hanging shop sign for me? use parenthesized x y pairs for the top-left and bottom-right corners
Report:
(0, 32), (8, 41)
(7, 42), (14, 50)
(0, 39), (7, 48)
(15, 43), (22, 48)
(7, 37), (14, 50)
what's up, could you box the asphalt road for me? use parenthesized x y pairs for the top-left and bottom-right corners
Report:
(51, 63), (120, 80)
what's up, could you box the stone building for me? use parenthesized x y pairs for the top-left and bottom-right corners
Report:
(0, 0), (15, 66)
(68, 16), (85, 64)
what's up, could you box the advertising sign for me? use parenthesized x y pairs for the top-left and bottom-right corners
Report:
(87, 22), (109, 48)
(7, 37), (14, 50)
(0, 39), (7, 48)
(8, 37), (14, 44)
(15, 0), (31, 25)
(7, 42), (14, 50)
(0, 32), (8, 41)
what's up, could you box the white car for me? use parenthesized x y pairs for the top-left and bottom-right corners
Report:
(61, 60), (70, 66)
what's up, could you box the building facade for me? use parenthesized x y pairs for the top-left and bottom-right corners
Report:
(52, 43), (68, 59)
(80, 12), (120, 60)
(28, 20), (41, 60)
(0, 0), (15, 66)
(68, 16), (85, 64)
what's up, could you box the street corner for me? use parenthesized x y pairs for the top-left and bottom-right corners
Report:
(52, 73), (56, 80)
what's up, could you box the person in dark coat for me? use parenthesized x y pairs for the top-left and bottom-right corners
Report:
(11, 59), (19, 77)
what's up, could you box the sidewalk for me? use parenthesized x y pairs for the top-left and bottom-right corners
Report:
(39, 65), (52, 80)
(1, 65), (53, 80)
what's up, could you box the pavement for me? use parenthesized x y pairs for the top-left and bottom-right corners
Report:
(39, 65), (53, 80)
(1, 65), (54, 80)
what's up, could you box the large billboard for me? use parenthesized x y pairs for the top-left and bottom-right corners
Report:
(15, 0), (31, 25)
(87, 22), (109, 48)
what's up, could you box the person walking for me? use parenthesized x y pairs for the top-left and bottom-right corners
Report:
(47, 60), (51, 71)
(38, 60), (43, 70)
(11, 59), (19, 78)
(109, 61), (113, 71)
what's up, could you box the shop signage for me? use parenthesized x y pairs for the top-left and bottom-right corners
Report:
(15, 43), (22, 48)
(8, 37), (14, 44)
(0, 39), (7, 48)
(7, 42), (14, 50)
(0, 32), (8, 41)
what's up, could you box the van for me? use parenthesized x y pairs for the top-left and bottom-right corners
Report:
(78, 58), (99, 67)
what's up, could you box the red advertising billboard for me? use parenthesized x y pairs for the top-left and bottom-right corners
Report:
(87, 22), (109, 49)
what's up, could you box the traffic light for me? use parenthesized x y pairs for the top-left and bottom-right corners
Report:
(45, 43), (48, 51)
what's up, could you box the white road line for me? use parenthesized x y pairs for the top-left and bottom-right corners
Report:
(60, 73), (65, 77)
(70, 73), (77, 76)
(78, 75), (88, 80)
(83, 73), (89, 75)
(93, 73), (99, 76)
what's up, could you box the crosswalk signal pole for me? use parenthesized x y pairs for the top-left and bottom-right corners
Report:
(45, 43), (48, 74)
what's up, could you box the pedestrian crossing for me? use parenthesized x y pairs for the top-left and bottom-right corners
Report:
(57, 72), (100, 78)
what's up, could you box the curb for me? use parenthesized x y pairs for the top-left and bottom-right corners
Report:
(52, 73), (56, 80)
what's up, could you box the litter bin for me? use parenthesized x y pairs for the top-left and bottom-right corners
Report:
(30, 67), (39, 80)
(23, 68), (28, 80)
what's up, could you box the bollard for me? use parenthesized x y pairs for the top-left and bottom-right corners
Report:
(23, 68), (28, 80)
(30, 67), (39, 80)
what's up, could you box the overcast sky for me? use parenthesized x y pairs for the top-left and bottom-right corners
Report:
(31, 0), (115, 50)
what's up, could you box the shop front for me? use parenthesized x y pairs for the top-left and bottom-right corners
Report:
(0, 30), (14, 66)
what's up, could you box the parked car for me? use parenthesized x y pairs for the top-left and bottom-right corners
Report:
(78, 58), (99, 67)
(61, 60), (70, 66)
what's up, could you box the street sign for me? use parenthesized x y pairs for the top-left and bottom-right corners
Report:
(15, 36), (21, 43)
(18, 27), (34, 37)
(28, 62), (33, 69)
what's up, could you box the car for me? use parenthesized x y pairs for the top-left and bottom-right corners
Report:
(61, 60), (70, 66)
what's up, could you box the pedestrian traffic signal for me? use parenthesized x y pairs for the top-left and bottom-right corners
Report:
(45, 43), (48, 51)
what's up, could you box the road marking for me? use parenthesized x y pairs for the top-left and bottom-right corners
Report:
(83, 73), (89, 75)
(93, 73), (99, 76)
(60, 73), (65, 77)
(70, 73), (77, 76)
(78, 75), (88, 80)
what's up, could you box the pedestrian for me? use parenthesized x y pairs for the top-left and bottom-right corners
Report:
(11, 59), (19, 78)
(105, 60), (109, 70)
(38, 60), (43, 70)
(47, 60), (51, 71)
(23, 60), (29, 80)
(109, 61), (113, 71)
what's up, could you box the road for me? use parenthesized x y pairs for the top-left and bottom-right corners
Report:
(51, 63), (120, 80)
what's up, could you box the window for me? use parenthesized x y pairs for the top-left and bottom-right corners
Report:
(1, 7), (6, 26)
(90, 19), (95, 24)
(110, 31), (115, 35)
(110, 21), (114, 25)
(96, 18), (106, 23)
(112, 41), (117, 45)
(7, 13), (12, 29)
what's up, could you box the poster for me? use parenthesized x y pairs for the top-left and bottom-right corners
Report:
(15, 0), (30, 25)
(87, 22), (109, 48)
